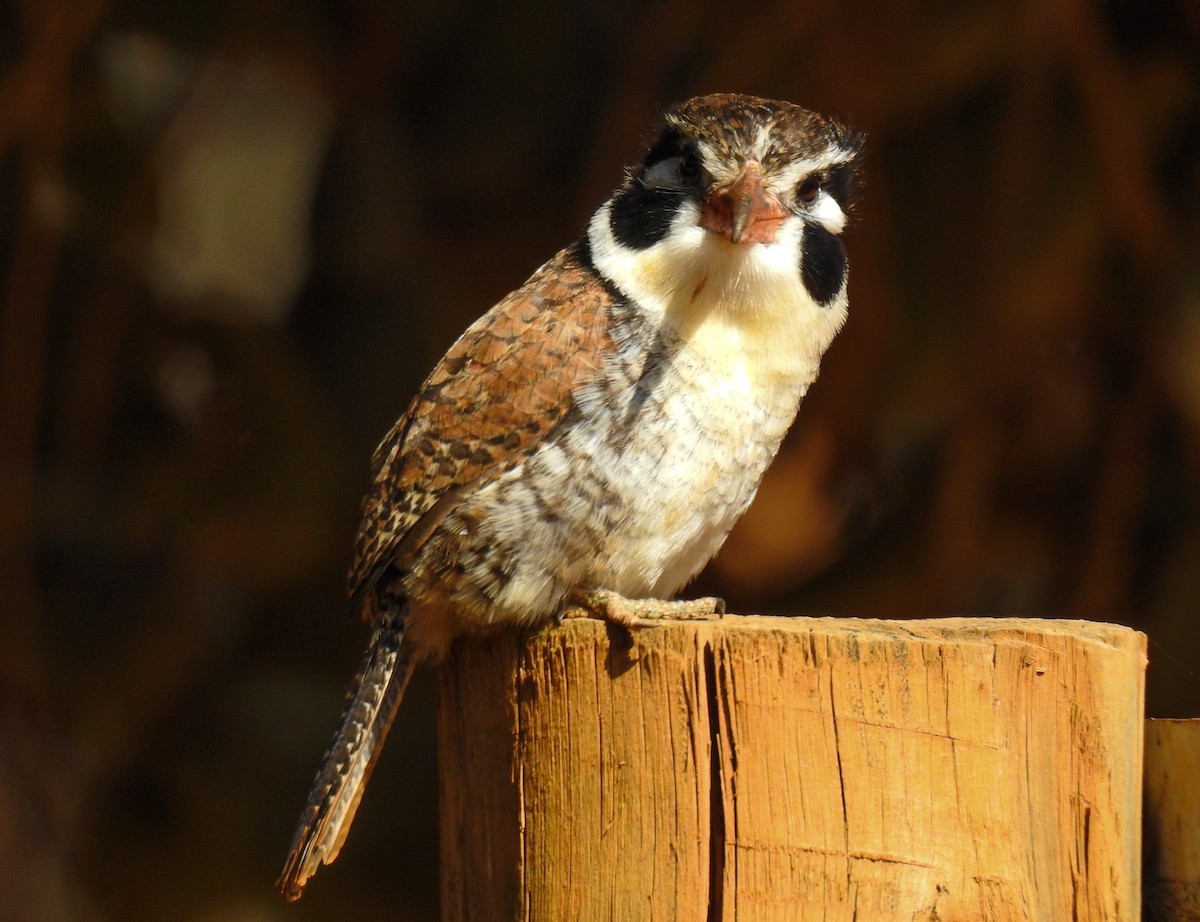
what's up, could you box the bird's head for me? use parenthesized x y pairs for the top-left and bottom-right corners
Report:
(588, 94), (862, 337)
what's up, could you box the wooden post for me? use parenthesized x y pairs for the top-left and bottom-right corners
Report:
(439, 616), (1146, 921)
(1144, 719), (1200, 921)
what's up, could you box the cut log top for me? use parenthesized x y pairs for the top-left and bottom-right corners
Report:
(439, 615), (1147, 922)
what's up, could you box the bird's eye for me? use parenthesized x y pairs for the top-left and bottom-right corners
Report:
(797, 175), (822, 204)
(677, 151), (702, 184)
(641, 152), (704, 191)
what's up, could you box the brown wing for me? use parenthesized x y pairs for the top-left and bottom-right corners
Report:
(348, 242), (615, 609)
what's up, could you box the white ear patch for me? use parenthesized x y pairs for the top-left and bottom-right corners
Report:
(813, 192), (846, 234)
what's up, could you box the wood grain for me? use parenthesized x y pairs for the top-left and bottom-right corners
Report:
(1144, 718), (1200, 921)
(439, 616), (1146, 921)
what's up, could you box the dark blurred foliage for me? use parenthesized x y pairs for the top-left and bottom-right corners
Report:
(2, 0), (1199, 918)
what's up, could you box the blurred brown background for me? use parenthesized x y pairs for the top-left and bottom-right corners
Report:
(3, 0), (1199, 919)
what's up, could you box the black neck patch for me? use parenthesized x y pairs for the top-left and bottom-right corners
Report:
(608, 182), (684, 250)
(800, 224), (847, 306)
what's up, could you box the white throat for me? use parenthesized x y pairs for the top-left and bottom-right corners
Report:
(587, 200), (848, 370)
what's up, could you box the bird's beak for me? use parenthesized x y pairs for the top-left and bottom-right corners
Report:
(701, 160), (787, 245)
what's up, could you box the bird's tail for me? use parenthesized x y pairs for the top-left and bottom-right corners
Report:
(277, 604), (415, 901)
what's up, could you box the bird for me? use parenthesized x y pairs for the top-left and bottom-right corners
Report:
(278, 93), (862, 900)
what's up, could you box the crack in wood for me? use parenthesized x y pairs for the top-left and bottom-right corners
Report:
(703, 641), (725, 922)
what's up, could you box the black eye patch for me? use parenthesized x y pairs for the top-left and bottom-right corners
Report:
(608, 127), (705, 250)
(822, 163), (855, 210)
(638, 127), (705, 192)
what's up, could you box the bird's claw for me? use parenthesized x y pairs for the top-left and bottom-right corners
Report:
(563, 588), (726, 629)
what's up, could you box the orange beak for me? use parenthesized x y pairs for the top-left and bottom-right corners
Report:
(701, 160), (787, 245)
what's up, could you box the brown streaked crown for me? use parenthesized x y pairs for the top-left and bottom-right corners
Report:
(667, 94), (862, 175)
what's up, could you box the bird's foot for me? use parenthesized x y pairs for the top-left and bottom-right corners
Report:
(564, 588), (725, 630)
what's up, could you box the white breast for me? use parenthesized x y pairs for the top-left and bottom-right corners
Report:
(437, 199), (849, 626)
(583, 321), (811, 597)
(580, 200), (848, 595)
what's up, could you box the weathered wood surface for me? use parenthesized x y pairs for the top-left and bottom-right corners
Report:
(1144, 718), (1200, 921)
(439, 616), (1146, 921)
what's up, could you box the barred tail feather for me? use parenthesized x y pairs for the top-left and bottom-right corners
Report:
(277, 605), (415, 900)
